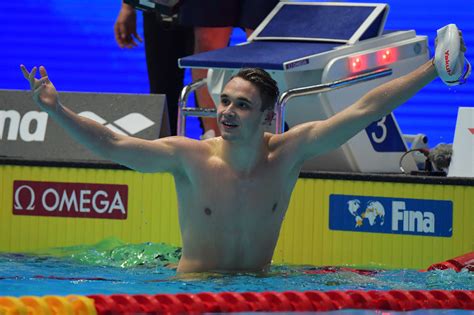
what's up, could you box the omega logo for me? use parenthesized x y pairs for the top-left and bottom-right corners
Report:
(13, 181), (128, 219)
(14, 185), (36, 210)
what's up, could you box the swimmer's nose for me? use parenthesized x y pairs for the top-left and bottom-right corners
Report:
(222, 107), (236, 118)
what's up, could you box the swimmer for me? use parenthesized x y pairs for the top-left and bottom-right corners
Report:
(20, 25), (468, 273)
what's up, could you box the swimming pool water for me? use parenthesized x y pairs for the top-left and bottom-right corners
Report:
(0, 240), (472, 297)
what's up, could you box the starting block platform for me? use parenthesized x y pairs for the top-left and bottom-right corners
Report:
(179, 2), (430, 173)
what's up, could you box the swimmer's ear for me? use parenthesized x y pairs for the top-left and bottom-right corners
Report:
(263, 110), (275, 125)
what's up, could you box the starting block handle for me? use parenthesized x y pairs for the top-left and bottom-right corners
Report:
(177, 78), (215, 136)
(276, 68), (393, 133)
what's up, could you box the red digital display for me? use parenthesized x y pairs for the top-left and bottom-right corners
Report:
(349, 55), (368, 73)
(377, 48), (398, 65)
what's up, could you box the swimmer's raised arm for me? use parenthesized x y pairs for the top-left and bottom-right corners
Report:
(300, 61), (437, 159)
(20, 65), (187, 173)
(274, 25), (469, 167)
(281, 59), (437, 164)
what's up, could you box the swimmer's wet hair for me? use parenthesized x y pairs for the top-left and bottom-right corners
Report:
(232, 68), (279, 112)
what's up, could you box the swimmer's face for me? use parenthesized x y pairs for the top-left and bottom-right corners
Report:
(218, 77), (267, 141)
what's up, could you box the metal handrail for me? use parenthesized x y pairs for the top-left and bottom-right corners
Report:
(177, 68), (393, 136)
(177, 78), (213, 136)
(275, 68), (393, 133)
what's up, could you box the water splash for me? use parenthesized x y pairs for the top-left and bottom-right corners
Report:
(33, 237), (182, 268)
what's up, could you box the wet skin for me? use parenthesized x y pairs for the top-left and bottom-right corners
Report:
(173, 78), (301, 272)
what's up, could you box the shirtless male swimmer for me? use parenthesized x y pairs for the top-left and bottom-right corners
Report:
(21, 25), (469, 273)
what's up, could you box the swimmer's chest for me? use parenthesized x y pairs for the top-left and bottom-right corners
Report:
(195, 166), (288, 218)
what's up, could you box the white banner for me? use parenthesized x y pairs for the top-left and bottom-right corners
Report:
(448, 107), (474, 177)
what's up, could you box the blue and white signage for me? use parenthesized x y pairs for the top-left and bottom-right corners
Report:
(329, 194), (453, 237)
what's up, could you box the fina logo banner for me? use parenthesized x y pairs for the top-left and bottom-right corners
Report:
(0, 90), (166, 165)
(329, 194), (453, 237)
(13, 180), (128, 219)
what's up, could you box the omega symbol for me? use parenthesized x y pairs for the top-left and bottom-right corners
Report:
(14, 185), (36, 210)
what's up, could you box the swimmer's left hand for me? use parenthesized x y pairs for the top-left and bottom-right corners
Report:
(433, 24), (471, 86)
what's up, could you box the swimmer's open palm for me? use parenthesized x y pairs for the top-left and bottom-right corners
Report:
(20, 65), (59, 111)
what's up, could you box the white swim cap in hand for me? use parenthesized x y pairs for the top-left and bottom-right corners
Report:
(434, 24), (471, 86)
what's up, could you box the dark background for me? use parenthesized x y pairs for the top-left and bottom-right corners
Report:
(2, 0), (473, 143)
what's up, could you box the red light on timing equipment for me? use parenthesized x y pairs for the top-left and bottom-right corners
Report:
(349, 55), (368, 73)
(377, 47), (398, 65)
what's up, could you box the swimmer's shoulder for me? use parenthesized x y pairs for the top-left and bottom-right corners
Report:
(162, 135), (220, 156)
(198, 136), (222, 150)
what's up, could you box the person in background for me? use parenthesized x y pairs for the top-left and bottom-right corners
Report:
(178, 0), (280, 139)
(114, 2), (194, 136)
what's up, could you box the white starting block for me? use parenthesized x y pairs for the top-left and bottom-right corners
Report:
(179, 1), (430, 173)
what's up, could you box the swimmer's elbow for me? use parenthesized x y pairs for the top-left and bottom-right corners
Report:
(95, 134), (128, 161)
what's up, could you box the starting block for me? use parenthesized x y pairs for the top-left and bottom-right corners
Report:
(179, 2), (430, 173)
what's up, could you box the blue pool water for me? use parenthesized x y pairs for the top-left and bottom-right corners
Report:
(0, 240), (472, 298)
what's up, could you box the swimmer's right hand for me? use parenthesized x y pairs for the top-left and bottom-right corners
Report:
(20, 65), (60, 111)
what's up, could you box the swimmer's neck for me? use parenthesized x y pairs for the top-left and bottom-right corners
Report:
(219, 134), (268, 174)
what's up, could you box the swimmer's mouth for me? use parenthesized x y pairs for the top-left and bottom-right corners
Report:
(221, 121), (239, 128)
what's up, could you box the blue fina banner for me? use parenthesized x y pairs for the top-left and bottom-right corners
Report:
(329, 194), (453, 237)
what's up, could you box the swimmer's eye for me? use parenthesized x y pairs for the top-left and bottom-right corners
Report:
(220, 98), (231, 106)
(237, 102), (250, 109)
(220, 98), (251, 109)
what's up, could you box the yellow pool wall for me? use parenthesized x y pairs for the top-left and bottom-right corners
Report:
(1, 164), (472, 269)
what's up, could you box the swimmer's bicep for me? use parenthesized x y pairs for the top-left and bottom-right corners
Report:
(287, 107), (372, 161)
(270, 121), (326, 162)
(313, 107), (374, 154)
(109, 136), (187, 173)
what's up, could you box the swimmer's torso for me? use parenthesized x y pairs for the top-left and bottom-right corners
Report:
(173, 135), (300, 273)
